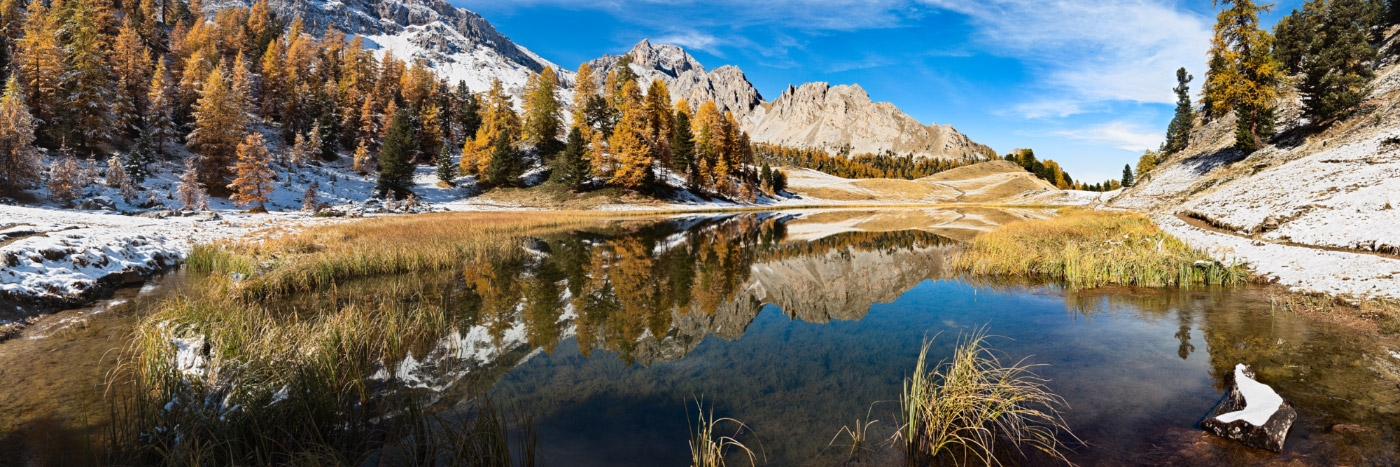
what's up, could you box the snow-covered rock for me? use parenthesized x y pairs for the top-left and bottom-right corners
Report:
(202, 0), (572, 98)
(1201, 364), (1297, 453)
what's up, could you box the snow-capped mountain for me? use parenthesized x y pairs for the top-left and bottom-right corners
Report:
(201, 0), (572, 96)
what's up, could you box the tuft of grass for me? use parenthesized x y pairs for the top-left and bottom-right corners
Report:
(688, 399), (761, 467)
(1270, 291), (1400, 335)
(953, 209), (1249, 288)
(827, 403), (882, 462)
(896, 331), (1079, 466)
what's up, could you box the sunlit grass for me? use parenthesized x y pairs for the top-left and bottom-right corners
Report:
(1270, 291), (1400, 335)
(827, 403), (882, 462)
(896, 331), (1078, 466)
(952, 209), (1249, 288)
(688, 399), (761, 467)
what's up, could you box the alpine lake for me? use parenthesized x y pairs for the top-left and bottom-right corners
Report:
(1, 207), (1397, 466)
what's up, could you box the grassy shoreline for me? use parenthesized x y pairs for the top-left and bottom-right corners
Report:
(951, 209), (1250, 288)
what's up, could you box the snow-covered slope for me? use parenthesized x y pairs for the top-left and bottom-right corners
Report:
(1112, 30), (1400, 298)
(202, 0), (573, 96)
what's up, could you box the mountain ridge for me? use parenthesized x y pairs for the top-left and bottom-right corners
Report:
(201, 1), (991, 161)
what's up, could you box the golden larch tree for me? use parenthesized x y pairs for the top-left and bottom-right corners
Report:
(522, 67), (562, 148)
(460, 78), (520, 175)
(228, 132), (276, 212)
(187, 66), (247, 187)
(608, 81), (653, 188)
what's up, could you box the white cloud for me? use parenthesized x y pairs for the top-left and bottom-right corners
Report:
(920, 0), (1212, 116)
(654, 31), (725, 56)
(1054, 121), (1162, 152)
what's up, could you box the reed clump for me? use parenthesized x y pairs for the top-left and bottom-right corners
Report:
(688, 399), (761, 467)
(953, 209), (1249, 288)
(896, 332), (1078, 466)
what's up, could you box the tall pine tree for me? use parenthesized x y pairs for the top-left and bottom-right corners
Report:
(485, 133), (522, 187)
(670, 109), (695, 173)
(1299, 0), (1377, 124)
(187, 66), (247, 188)
(376, 109), (415, 198)
(1164, 68), (1195, 154)
(551, 125), (589, 191)
(229, 133), (276, 212)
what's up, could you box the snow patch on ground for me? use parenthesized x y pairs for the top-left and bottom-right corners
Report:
(1157, 214), (1400, 300)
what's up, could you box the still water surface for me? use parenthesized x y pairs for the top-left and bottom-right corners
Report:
(1, 208), (1398, 465)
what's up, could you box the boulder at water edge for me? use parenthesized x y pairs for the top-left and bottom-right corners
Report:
(1201, 363), (1297, 452)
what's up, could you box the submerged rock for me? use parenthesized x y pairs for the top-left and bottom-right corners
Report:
(1201, 363), (1297, 452)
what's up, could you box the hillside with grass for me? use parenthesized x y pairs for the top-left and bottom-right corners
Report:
(779, 160), (1070, 204)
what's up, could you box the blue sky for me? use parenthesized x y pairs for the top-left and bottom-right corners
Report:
(454, 0), (1300, 184)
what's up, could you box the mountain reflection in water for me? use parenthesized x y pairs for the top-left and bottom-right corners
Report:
(351, 208), (1398, 466)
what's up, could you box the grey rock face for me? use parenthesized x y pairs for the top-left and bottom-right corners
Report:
(583, 40), (763, 119)
(746, 82), (994, 162)
(1201, 364), (1298, 453)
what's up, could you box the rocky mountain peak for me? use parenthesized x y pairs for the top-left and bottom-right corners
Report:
(202, 0), (569, 96)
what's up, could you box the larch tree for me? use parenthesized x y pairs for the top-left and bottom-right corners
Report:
(146, 57), (178, 155)
(522, 67), (563, 153)
(106, 154), (140, 202)
(352, 139), (374, 175)
(175, 158), (208, 210)
(112, 19), (152, 133)
(609, 81), (653, 189)
(0, 77), (42, 196)
(60, 0), (119, 154)
(229, 132), (276, 212)
(1299, 0), (1377, 124)
(377, 109), (415, 198)
(460, 78), (519, 175)
(1203, 0), (1283, 153)
(16, 0), (65, 144)
(1164, 68), (1196, 154)
(187, 66), (248, 187)
(572, 63), (598, 143)
(644, 79), (672, 142)
(48, 155), (86, 206)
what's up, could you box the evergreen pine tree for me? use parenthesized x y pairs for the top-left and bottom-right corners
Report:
(670, 109), (695, 173)
(1300, 0), (1377, 124)
(0, 77), (41, 196)
(485, 134), (522, 187)
(436, 141), (457, 184)
(1121, 164), (1135, 188)
(1164, 68), (1196, 154)
(551, 126), (589, 191)
(125, 129), (156, 184)
(229, 133), (276, 212)
(454, 81), (482, 140)
(376, 109), (415, 198)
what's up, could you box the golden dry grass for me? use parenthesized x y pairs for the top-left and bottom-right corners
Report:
(952, 209), (1250, 288)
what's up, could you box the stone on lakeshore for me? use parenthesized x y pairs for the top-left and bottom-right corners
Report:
(1201, 363), (1297, 453)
